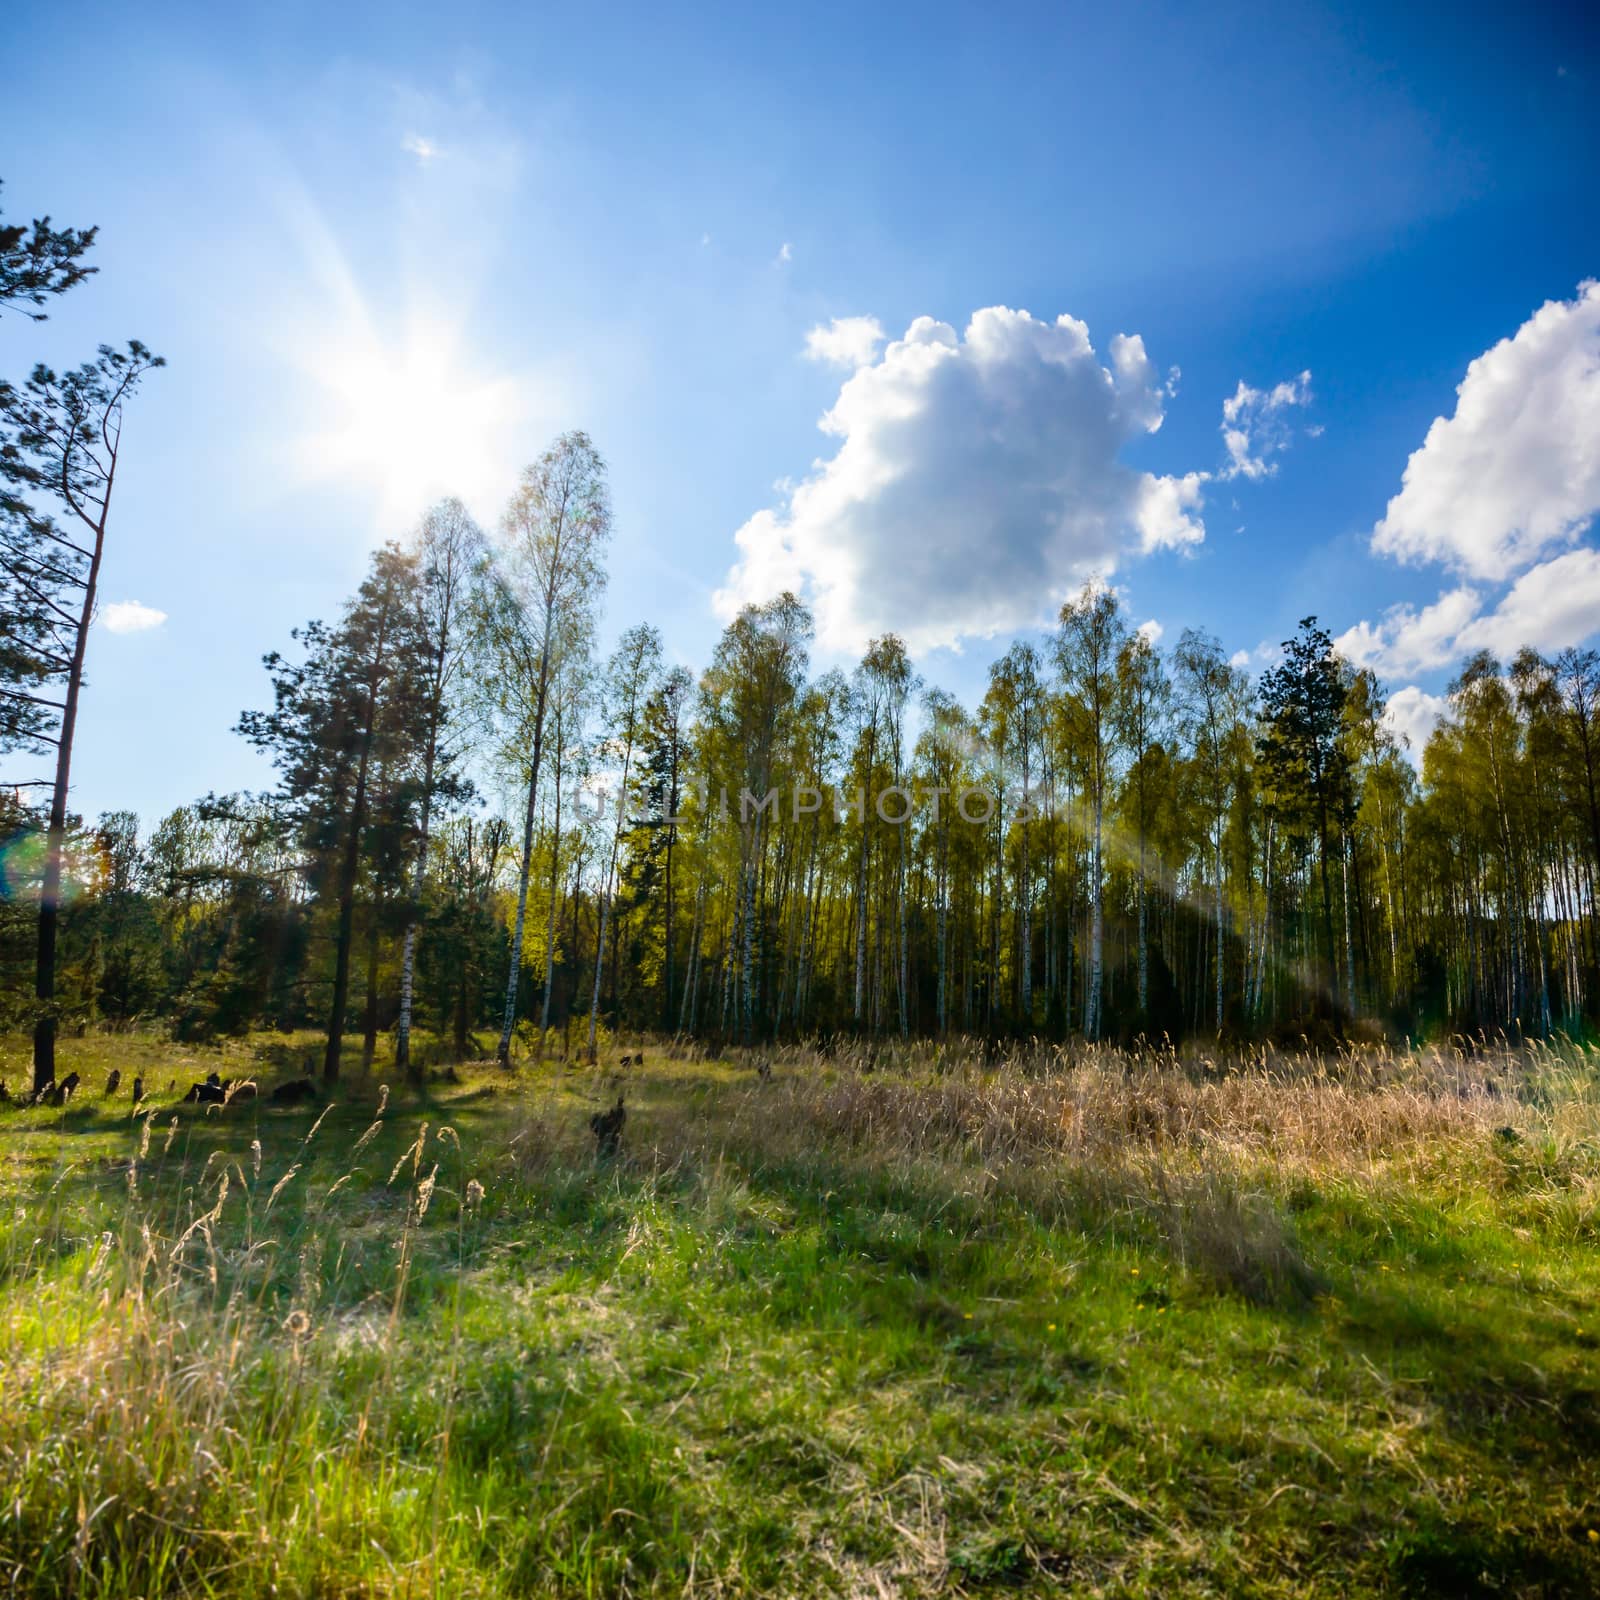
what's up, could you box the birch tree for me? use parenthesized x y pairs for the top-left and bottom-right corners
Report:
(857, 635), (917, 1035)
(586, 623), (661, 1058)
(1056, 584), (1126, 1040)
(537, 654), (590, 1053)
(1175, 629), (1249, 1033)
(1115, 629), (1170, 1023)
(394, 499), (483, 1078)
(480, 432), (611, 1066)
(917, 688), (975, 1037)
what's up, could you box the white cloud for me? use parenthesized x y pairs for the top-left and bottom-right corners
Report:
(1372, 280), (1600, 580)
(1230, 649), (1252, 669)
(1337, 548), (1600, 677)
(803, 316), (886, 370)
(1456, 547), (1600, 657)
(1383, 686), (1449, 760)
(776, 241), (792, 265)
(1134, 471), (1209, 552)
(1335, 586), (1483, 675)
(401, 133), (438, 162)
(716, 306), (1206, 654)
(1137, 618), (1164, 644)
(1220, 370), (1313, 480)
(100, 600), (167, 634)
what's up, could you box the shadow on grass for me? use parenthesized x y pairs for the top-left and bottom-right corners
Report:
(1388, 1519), (1594, 1598)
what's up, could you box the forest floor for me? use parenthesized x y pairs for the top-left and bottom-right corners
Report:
(1, 1029), (1599, 1598)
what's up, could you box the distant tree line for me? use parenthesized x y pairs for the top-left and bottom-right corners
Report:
(3, 183), (1598, 1090)
(4, 455), (1598, 1083)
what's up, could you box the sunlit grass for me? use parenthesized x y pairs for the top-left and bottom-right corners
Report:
(2, 1031), (1599, 1595)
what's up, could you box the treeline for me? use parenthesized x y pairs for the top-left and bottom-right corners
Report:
(5, 434), (1600, 1083)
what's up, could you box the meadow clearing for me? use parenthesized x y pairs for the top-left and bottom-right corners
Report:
(2, 1031), (1599, 1598)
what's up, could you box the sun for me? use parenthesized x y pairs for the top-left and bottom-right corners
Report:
(297, 313), (524, 530)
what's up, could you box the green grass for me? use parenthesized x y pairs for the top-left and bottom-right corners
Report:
(2, 1030), (1599, 1596)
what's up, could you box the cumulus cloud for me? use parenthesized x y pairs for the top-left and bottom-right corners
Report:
(1220, 370), (1313, 480)
(1336, 549), (1600, 676)
(716, 306), (1206, 653)
(1372, 280), (1600, 580)
(1335, 587), (1483, 676)
(401, 133), (438, 162)
(1457, 548), (1600, 657)
(1134, 471), (1209, 552)
(776, 241), (792, 265)
(100, 600), (167, 634)
(1137, 618), (1164, 644)
(804, 316), (886, 370)
(1384, 686), (1450, 760)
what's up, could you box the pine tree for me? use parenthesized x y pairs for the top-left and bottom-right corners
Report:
(1256, 618), (1352, 1021)
(2, 343), (164, 1089)
(240, 546), (432, 1080)
(0, 180), (97, 319)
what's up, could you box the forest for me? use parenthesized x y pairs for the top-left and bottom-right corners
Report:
(5, 436), (1600, 1091)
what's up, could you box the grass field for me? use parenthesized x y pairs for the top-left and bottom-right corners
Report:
(2, 1030), (1599, 1598)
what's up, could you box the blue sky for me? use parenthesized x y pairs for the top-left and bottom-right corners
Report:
(3, 0), (1596, 821)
